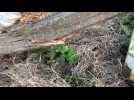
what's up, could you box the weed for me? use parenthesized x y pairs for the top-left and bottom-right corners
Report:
(48, 44), (78, 65)
(31, 45), (78, 65)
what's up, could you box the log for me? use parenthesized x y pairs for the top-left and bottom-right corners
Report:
(0, 12), (119, 54)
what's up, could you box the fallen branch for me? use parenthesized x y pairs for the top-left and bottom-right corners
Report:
(32, 32), (80, 46)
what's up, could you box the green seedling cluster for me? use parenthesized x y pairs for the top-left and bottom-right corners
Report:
(48, 45), (78, 65)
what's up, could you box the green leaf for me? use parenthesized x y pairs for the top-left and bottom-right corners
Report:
(47, 45), (78, 65)
(60, 46), (69, 54)
(48, 51), (56, 61)
(68, 55), (77, 64)
(67, 48), (76, 57)
(67, 54), (77, 64)
(60, 55), (65, 64)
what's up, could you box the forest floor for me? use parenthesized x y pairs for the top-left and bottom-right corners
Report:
(0, 13), (131, 87)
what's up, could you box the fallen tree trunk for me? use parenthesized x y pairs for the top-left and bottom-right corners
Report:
(0, 12), (119, 54)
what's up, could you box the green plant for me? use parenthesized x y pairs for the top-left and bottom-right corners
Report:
(120, 12), (134, 38)
(48, 44), (78, 65)
(119, 13), (134, 55)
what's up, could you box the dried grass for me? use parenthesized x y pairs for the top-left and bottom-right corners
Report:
(67, 17), (129, 87)
(0, 16), (130, 87)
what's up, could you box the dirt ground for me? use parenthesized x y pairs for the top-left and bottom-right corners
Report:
(0, 14), (131, 87)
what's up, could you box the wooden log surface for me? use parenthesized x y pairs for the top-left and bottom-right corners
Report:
(0, 12), (119, 54)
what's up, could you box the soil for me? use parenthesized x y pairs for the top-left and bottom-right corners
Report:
(0, 13), (131, 87)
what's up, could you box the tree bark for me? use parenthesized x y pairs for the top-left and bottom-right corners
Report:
(0, 12), (119, 54)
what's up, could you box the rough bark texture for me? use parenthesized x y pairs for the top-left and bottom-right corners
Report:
(0, 12), (119, 54)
